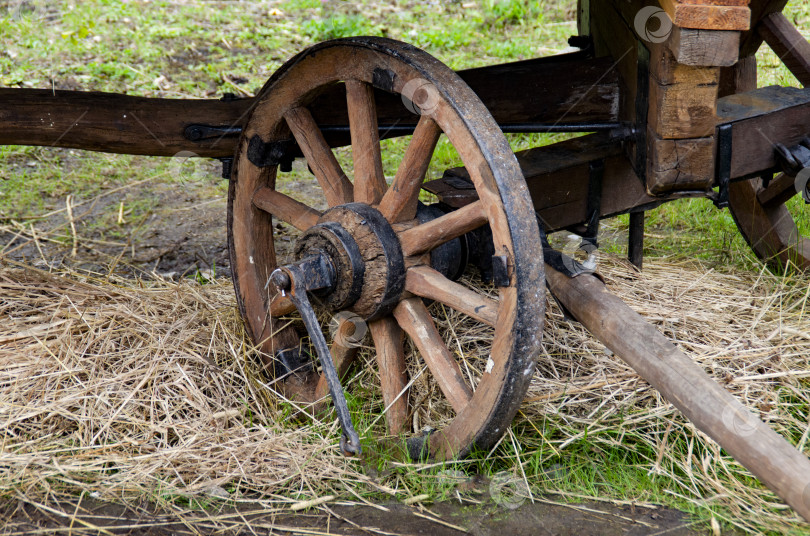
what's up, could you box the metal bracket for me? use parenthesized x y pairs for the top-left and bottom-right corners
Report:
(775, 137), (810, 174)
(582, 158), (604, 249)
(537, 222), (595, 279)
(714, 123), (733, 208)
(632, 41), (650, 185)
(247, 135), (296, 171)
(183, 124), (242, 141)
(219, 157), (233, 180)
(269, 256), (362, 457)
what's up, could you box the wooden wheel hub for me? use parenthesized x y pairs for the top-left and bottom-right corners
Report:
(293, 203), (405, 320)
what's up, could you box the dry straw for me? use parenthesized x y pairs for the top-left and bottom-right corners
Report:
(1, 252), (809, 534)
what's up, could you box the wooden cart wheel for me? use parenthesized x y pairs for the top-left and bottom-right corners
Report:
(726, 56), (810, 270)
(227, 37), (544, 460)
(728, 178), (810, 269)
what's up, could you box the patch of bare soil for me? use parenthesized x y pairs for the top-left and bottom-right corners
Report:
(2, 497), (712, 536)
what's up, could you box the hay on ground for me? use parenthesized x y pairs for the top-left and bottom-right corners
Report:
(1, 253), (809, 533)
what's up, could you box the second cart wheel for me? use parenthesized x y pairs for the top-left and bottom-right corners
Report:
(228, 37), (544, 460)
(728, 173), (810, 269)
(726, 58), (810, 270)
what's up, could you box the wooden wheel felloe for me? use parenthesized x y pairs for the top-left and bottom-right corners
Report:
(728, 178), (810, 269)
(726, 55), (810, 270)
(227, 37), (544, 460)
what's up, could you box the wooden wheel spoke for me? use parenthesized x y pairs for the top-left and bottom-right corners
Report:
(393, 298), (472, 413)
(346, 79), (387, 205)
(284, 106), (354, 206)
(399, 200), (487, 257)
(253, 186), (322, 231)
(757, 173), (799, 208)
(315, 318), (360, 401)
(377, 116), (441, 223)
(269, 293), (296, 317)
(369, 317), (409, 434)
(405, 266), (498, 327)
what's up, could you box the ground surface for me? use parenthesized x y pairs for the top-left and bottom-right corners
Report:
(3, 496), (712, 535)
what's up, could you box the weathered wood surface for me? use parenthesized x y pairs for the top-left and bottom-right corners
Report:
(668, 26), (740, 66)
(0, 53), (619, 157)
(545, 266), (810, 522)
(424, 134), (670, 232)
(646, 129), (715, 192)
(588, 0), (733, 194)
(658, 0), (750, 30)
(648, 51), (720, 139)
(717, 85), (810, 179)
(758, 12), (810, 86)
(739, 0), (788, 57)
(722, 48), (810, 269)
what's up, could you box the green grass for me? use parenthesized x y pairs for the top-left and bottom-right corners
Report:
(2, 0), (810, 533)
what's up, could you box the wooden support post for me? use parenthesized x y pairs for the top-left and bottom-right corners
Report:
(758, 12), (810, 86)
(628, 211), (645, 269)
(545, 266), (810, 521)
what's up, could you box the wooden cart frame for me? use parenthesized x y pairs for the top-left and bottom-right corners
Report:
(3, 0), (810, 520)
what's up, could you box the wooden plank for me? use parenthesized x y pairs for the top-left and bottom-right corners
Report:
(252, 187), (321, 231)
(648, 69), (719, 138)
(668, 26), (740, 66)
(659, 0), (750, 30)
(0, 89), (252, 158)
(0, 53), (619, 158)
(758, 12), (810, 86)
(377, 116), (441, 223)
(284, 106), (353, 207)
(544, 265), (810, 522)
(716, 85), (810, 178)
(646, 130), (716, 193)
(346, 79), (387, 205)
(424, 134), (661, 233)
(719, 54), (758, 96)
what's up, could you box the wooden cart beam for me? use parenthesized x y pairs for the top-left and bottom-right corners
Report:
(424, 133), (696, 233)
(0, 53), (619, 158)
(716, 85), (810, 179)
(545, 265), (810, 521)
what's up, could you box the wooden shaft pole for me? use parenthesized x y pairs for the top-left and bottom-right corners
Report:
(545, 266), (810, 521)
